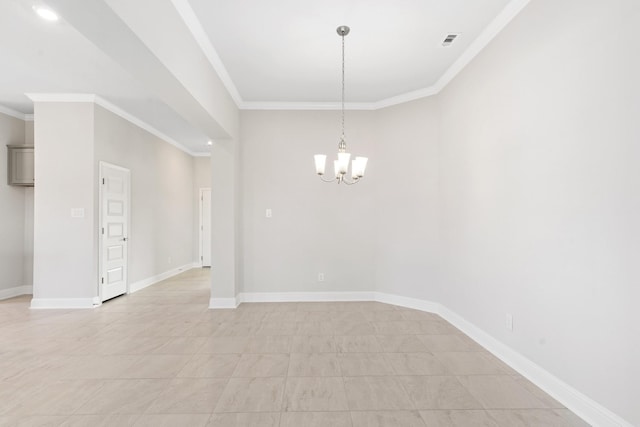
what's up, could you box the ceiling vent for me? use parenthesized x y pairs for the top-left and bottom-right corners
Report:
(441, 33), (460, 47)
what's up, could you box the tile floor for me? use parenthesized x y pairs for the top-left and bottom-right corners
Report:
(0, 269), (590, 426)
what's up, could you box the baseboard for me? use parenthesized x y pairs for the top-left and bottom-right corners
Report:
(29, 263), (200, 309)
(208, 291), (377, 310)
(437, 305), (633, 427)
(0, 285), (32, 301)
(30, 298), (95, 309)
(239, 291), (376, 303)
(212, 289), (630, 427)
(374, 291), (440, 313)
(209, 297), (239, 309)
(128, 262), (200, 294)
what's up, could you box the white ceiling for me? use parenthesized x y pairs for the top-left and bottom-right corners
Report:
(0, 0), (527, 154)
(188, 0), (512, 104)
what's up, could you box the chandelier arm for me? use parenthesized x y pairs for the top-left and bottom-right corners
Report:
(319, 176), (338, 183)
(342, 177), (361, 185)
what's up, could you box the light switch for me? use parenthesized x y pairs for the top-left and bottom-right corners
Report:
(505, 313), (513, 331)
(71, 208), (85, 218)
(266, 208), (272, 218)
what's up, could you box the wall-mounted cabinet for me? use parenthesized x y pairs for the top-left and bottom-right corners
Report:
(7, 145), (34, 186)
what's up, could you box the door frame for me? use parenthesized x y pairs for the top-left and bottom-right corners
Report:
(98, 161), (131, 302)
(199, 187), (211, 267)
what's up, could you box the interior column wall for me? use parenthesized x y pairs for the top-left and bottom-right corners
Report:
(210, 138), (240, 303)
(32, 102), (96, 303)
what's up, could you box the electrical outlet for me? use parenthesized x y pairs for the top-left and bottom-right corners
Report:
(266, 208), (272, 218)
(505, 313), (513, 331)
(318, 273), (324, 282)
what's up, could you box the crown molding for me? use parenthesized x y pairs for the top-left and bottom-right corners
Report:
(240, 101), (376, 111)
(25, 93), (97, 103)
(371, 86), (441, 110)
(236, 0), (529, 111)
(25, 93), (209, 157)
(170, 0), (243, 107)
(0, 104), (31, 120)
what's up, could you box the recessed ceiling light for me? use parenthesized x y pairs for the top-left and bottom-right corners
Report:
(207, 140), (213, 146)
(33, 6), (59, 21)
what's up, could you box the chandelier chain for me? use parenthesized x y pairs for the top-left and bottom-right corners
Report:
(341, 31), (345, 140)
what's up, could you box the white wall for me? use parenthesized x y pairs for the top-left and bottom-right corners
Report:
(33, 102), (96, 301)
(436, 0), (639, 424)
(194, 156), (211, 191)
(23, 121), (34, 290)
(0, 112), (27, 294)
(23, 186), (33, 291)
(240, 110), (377, 294)
(239, 103), (439, 298)
(373, 98), (440, 301)
(94, 105), (196, 284)
(210, 138), (240, 300)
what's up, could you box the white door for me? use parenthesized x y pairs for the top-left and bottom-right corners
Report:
(200, 188), (212, 267)
(100, 162), (130, 301)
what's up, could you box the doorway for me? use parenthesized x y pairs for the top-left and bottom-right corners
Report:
(99, 162), (130, 301)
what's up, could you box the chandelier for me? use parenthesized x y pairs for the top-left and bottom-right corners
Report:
(314, 25), (368, 185)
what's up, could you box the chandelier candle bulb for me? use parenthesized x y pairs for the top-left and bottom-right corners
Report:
(334, 160), (340, 178)
(354, 157), (368, 177)
(338, 152), (351, 174)
(314, 154), (327, 175)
